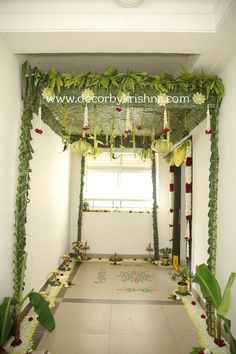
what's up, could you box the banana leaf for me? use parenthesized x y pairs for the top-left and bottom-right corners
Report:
(29, 292), (55, 331)
(0, 297), (13, 346)
(193, 264), (222, 309)
(218, 272), (236, 317)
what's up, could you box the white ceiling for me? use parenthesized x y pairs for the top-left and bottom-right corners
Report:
(0, 0), (236, 74)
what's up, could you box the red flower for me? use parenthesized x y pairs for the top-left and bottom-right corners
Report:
(116, 107), (122, 112)
(214, 337), (226, 347)
(191, 300), (196, 305)
(35, 128), (43, 134)
(162, 127), (170, 134)
(205, 129), (212, 135)
(186, 215), (192, 221)
(185, 183), (192, 193)
(199, 351), (204, 354)
(186, 157), (192, 166)
(169, 183), (174, 192)
(201, 314), (206, 319)
(169, 165), (175, 173)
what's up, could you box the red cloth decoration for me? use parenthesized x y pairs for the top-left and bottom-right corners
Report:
(205, 129), (212, 135)
(35, 128), (43, 134)
(169, 165), (175, 173)
(162, 127), (170, 134)
(169, 183), (174, 192)
(186, 215), (192, 221)
(186, 157), (192, 166)
(185, 183), (192, 193)
(170, 208), (174, 213)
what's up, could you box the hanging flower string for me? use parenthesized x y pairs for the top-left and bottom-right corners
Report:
(205, 105), (212, 135)
(35, 106), (43, 134)
(125, 106), (132, 138)
(185, 142), (192, 260)
(169, 164), (175, 242)
(82, 103), (89, 131)
(162, 107), (170, 135)
(81, 88), (95, 132)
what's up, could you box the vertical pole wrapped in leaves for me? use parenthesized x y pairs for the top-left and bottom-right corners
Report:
(206, 106), (220, 337)
(151, 152), (159, 259)
(77, 156), (85, 241)
(13, 61), (35, 345)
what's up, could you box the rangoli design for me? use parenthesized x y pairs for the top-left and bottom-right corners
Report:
(94, 268), (107, 284)
(117, 287), (158, 293)
(117, 270), (153, 284)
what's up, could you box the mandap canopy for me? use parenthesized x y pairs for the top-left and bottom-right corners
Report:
(14, 61), (224, 336)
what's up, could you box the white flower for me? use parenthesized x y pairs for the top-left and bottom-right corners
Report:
(192, 92), (206, 105)
(81, 88), (95, 103)
(42, 87), (55, 102)
(203, 349), (211, 354)
(119, 92), (132, 104)
(156, 93), (169, 106)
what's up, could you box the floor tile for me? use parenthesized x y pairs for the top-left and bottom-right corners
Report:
(110, 304), (172, 335)
(175, 335), (200, 354)
(109, 334), (181, 354)
(163, 305), (199, 336)
(52, 302), (111, 334)
(37, 332), (109, 354)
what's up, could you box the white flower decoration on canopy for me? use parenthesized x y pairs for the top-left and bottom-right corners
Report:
(81, 88), (95, 103)
(119, 92), (132, 104)
(42, 87), (55, 102)
(192, 92), (206, 105)
(157, 93), (169, 106)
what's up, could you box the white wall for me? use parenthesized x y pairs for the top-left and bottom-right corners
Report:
(191, 56), (236, 335)
(24, 119), (71, 293)
(69, 153), (169, 255)
(82, 212), (153, 255)
(217, 55), (236, 335)
(0, 39), (21, 300)
(158, 155), (170, 248)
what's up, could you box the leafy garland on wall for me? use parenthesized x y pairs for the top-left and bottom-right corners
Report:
(35, 66), (224, 103)
(206, 106), (220, 337)
(151, 152), (159, 259)
(77, 156), (85, 241)
(9, 61), (224, 344)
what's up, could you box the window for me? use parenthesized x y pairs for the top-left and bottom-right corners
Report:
(84, 151), (158, 211)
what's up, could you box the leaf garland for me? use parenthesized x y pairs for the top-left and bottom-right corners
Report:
(77, 156), (85, 241)
(206, 105), (220, 337)
(25, 60), (224, 102)
(151, 152), (159, 259)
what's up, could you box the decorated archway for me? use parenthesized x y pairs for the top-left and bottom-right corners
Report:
(13, 61), (224, 342)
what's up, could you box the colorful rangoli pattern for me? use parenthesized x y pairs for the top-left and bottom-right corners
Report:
(117, 287), (158, 293)
(94, 268), (107, 284)
(117, 270), (153, 284)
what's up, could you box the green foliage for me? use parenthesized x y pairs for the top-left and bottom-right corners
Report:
(77, 156), (85, 241)
(170, 266), (193, 284)
(193, 264), (236, 353)
(22, 61), (224, 102)
(0, 298), (13, 347)
(151, 152), (159, 259)
(28, 292), (55, 331)
(159, 247), (172, 258)
(190, 348), (205, 354)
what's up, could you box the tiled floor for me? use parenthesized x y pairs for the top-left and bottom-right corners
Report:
(36, 261), (199, 354)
